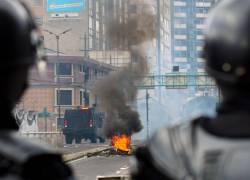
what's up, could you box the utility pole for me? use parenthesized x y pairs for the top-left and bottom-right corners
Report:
(156, 0), (162, 102)
(84, 33), (87, 57)
(146, 89), (150, 140)
(43, 28), (71, 131)
(157, 0), (161, 75)
(45, 115), (48, 132)
(56, 35), (61, 124)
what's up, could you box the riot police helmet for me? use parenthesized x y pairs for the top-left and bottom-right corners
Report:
(203, 0), (250, 87)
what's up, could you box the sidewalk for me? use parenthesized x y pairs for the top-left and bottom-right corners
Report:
(57, 143), (112, 162)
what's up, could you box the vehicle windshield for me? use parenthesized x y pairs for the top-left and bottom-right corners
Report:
(17, 0), (220, 179)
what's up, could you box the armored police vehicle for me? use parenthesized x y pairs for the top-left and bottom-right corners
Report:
(63, 107), (105, 144)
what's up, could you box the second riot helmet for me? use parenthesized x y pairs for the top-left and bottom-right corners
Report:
(203, 0), (250, 86)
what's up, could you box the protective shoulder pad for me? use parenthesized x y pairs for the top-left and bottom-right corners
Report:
(148, 120), (196, 179)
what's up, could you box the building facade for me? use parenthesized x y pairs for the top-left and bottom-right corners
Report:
(20, 56), (113, 131)
(171, 0), (219, 73)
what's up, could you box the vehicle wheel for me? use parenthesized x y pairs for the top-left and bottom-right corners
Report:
(65, 135), (74, 144)
(99, 137), (105, 143)
(90, 137), (97, 143)
(75, 136), (82, 144)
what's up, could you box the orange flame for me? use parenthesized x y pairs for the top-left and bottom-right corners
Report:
(111, 134), (131, 152)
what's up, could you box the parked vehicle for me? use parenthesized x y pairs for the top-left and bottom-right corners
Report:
(63, 107), (105, 144)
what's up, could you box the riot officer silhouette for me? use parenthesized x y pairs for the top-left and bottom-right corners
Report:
(0, 0), (75, 179)
(131, 0), (250, 179)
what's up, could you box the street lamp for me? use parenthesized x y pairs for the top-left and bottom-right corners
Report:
(43, 28), (72, 56)
(43, 28), (72, 128)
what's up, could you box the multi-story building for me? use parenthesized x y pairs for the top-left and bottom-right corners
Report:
(21, 55), (113, 131)
(171, 0), (219, 73)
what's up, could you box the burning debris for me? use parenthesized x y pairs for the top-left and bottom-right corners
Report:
(94, 2), (156, 139)
(111, 134), (132, 153)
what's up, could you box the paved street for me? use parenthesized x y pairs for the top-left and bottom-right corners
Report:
(69, 155), (130, 180)
(57, 142), (110, 154)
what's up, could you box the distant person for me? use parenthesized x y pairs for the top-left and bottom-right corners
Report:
(0, 0), (75, 179)
(131, 0), (250, 179)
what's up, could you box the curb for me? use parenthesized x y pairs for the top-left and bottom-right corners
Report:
(63, 147), (112, 162)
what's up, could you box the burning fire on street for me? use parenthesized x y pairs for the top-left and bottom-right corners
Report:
(111, 135), (131, 154)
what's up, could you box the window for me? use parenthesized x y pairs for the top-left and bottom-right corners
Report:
(174, 51), (187, 57)
(128, 5), (137, 13)
(175, 35), (187, 40)
(175, 39), (187, 45)
(175, 46), (187, 51)
(175, 28), (187, 34)
(196, 2), (211, 7)
(174, 18), (187, 24)
(196, 35), (204, 40)
(196, 46), (203, 51)
(196, 24), (205, 29)
(174, 13), (187, 18)
(33, 0), (42, 6)
(56, 63), (72, 76)
(94, 69), (98, 79)
(79, 65), (83, 73)
(89, 36), (93, 49)
(197, 58), (205, 62)
(35, 17), (43, 26)
(196, 8), (209, 14)
(196, 13), (208, 18)
(175, 57), (187, 62)
(174, 1), (186, 6)
(174, 7), (187, 12)
(196, 40), (204, 46)
(80, 90), (89, 106)
(80, 90), (84, 105)
(174, 23), (187, 29)
(83, 66), (90, 81)
(172, 66), (180, 72)
(56, 89), (73, 106)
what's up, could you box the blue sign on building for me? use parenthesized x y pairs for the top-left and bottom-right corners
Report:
(47, 0), (85, 13)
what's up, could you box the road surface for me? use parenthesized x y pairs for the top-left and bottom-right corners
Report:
(57, 142), (110, 154)
(69, 155), (130, 180)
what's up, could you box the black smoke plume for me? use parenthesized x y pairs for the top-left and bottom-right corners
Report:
(94, 3), (156, 138)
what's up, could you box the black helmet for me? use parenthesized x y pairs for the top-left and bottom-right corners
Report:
(0, 0), (45, 69)
(203, 0), (250, 85)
